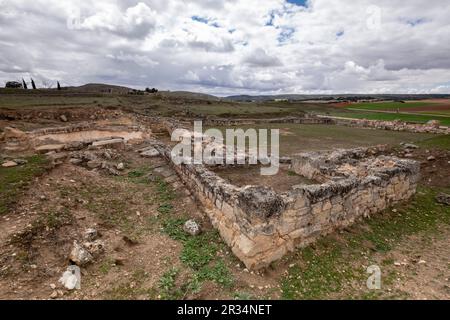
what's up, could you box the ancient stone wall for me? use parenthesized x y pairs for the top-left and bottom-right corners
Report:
(203, 116), (333, 126)
(319, 116), (450, 135)
(155, 121), (420, 269)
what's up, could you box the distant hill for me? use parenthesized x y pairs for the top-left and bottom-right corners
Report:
(65, 84), (220, 101)
(160, 91), (220, 101)
(226, 94), (450, 102)
(66, 83), (133, 94)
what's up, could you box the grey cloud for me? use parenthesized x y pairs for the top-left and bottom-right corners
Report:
(243, 48), (283, 67)
(0, 0), (449, 95)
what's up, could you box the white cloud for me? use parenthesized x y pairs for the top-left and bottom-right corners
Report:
(0, 0), (449, 95)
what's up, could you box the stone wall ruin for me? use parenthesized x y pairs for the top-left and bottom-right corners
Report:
(155, 121), (420, 269)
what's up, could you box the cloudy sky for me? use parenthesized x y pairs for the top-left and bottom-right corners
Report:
(1, 0), (449, 96)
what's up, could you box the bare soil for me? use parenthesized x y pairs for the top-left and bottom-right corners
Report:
(210, 165), (316, 193)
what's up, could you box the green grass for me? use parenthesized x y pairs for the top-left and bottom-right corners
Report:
(0, 95), (120, 109)
(211, 123), (435, 155)
(328, 110), (450, 126)
(280, 187), (450, 300)
(180, 232), (222, 270)
(348, 102), (436, 111)
(161, 218), (189, 241)
(158, 267), (182, 300)
(417, 135), (450, 150)
(160, 216), (234, 295)
(0, 155), (48, 215)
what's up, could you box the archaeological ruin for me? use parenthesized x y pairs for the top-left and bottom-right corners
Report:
(2, 112), (441, 270)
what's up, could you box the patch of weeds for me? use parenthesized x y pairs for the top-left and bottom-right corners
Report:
(185, 273), (202, 295)
(196, 259), (233, 288)
(0, 155), (49, 215)
(180, 232), (221, 270)
(105, 268), (155, 300)
(99, 258), (116, 275)
(10, 208), (73, 248)
(104, 284), (137, 300)
(152, 177), (176, 215)
(114, 166), (152, 184)
(381, 258), (395, 266)
(418, 135), (450, 150)
(44, 208), (73, 229)
(160, 218), (233, 292)
(158, 267), (183, 300)
(158, 203), (173, 214)
(161, 218), (189, 241)
(127, 167), (147, 178)
(287, 170), (298, 177)
(281, 242), (358, 300)
(156, 178), (176, 202)
(234, 292), (254, 300)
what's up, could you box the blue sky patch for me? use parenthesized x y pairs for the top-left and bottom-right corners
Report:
(286, 0), (308, 7)
(278, 27), (295, 43)
(192, 16), (220, 28)
(266, 11), (276, 26)
(192, 16), (209, 24)
(406, 18), (426, 27)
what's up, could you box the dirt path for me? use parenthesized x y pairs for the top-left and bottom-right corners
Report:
(386, 229), (450, 299)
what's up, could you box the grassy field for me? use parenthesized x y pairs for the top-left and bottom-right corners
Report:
(327, 110), (450, 126)
(210, 123), (436, 155)
(417, 135), (450, 150)
(0, 155), (49, 215)
(0, 94), (121, 109)
(347, 101), (436, 111)
(326, 100), (450, 126)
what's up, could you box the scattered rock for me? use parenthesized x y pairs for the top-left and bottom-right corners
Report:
(107, 167), (121, 176)
(59, 265), (81, 290)
(426, 120), (440, 128)
(403, 143), (419, 149)
(117, 163), (125, 170)
(436, 193), (450, 206)
(427, 156), (436, 161)
(153, 166), (176, 178)
(60, 115), (68, 122)
(69, 241), (93, 266)
(2, 161), (18, 168)
(183, 219), (201, 236)
(35, 144), (65, 154)
(50, 291), (58, 299)
(91, 138), (125, 150)
(86, 160), (102, 169)
(114, 257), (126, 266)
(50, 283), (56, 290)
(140, 147), (160, 158)
(83, 240), (105, 257)
(84, 228), (98, 241)
(69, 158), (83, 165)
(13, 158), (28, 165)
(2, 126), (28, 140)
